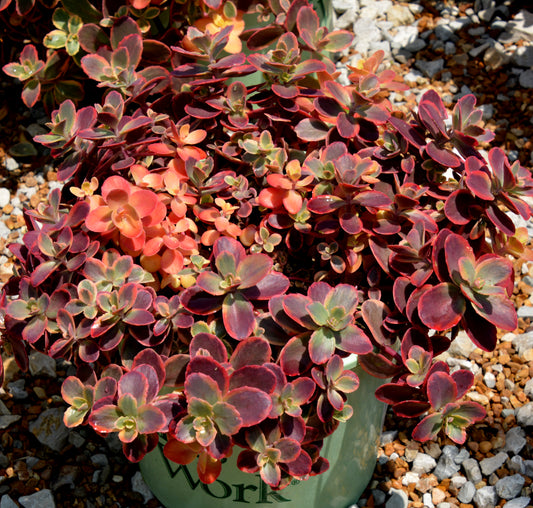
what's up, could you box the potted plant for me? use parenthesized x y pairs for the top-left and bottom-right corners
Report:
(1, 0), (533, 507)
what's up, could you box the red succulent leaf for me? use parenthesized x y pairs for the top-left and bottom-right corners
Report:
(230, 366), (276, 393)
(461, 306), (498, 352)
(196, 271), (226, 296)
(119, 371), (148, 406)
(321, 31), (353, 52)
(236, 254), (272, 289)
(136, 405), (167, 434)
(280, 335), (312, 376)
(375, 382), (419, 405)
(487, 204), (517, 236)
(22, 79), (41, 108)
(222, 292), (255, 340)
(427, 371), (457, 411)
(388, 116), (424, 148)
(464, 169), (494, 201)
(225, 387), (272, 426)
(450, 370), (474, 399)
(164, 355), (190, 387)
(411, 413), (443, 442)
(89, 405), (121, 433)
(358, 352), (401, 379)
(123, 309), (155, 326)
(180, 286), (223, 315)
(81, 54), (111, 81)
(361, 299), (394, 346)
(163, 438), (199, 465)
(444, 190), (477, 225)
(294, 118), (330, 142)
(185, 372), (222, 406)
(282, 294), (316, 329)
(190, 333), (228, 363)
(418, 283), (465, 330)
(425, 141), (461, 168)
(231, 336), (271, 369)
(242, 272), (289, 300)
(393, 400), (432, 418)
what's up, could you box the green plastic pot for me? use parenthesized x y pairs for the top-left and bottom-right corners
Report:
(140, 355), (387, 508)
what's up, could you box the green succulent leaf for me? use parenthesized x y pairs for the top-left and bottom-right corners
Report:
(309, 327), (336, 364)
(307, 301), (329, 327)
(44, 30), (68, 49)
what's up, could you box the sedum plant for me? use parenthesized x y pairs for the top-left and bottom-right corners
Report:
(2, 0), (533, 492)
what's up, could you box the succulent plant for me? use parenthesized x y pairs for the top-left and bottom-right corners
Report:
(1, 0), (532, 492)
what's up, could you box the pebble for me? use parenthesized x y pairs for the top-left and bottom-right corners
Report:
(524, 378), (533, 398)
(403, 70), (426, 85)
(435, 24), (456, 42)
(513, 333), (533, 356)
(473, 485), (498, 508)
(454, 448), (470, 465)
(503, 498), (532, 508)
(29, 407), (69, 452)
(0, 189), (10, 209)
(381, 430), (399, 445)
(462, 458), (483, 484)
(28, 352), (57, 378)
(68, 430), (86, 448)
(480, 452), (509, 476)
(508, 456), (526, 475)
(458, 480), (476, 503)
(496, 474), (526, 499)
(503, 427), (527, 455)
(3, 156), (19, 171)
(422, 493), (434, 508)
(415, 59), (444, 78)
(484, 46), (511, 70)
(332, 0), (357, 12)
(448, 331), (478, 358)
(0, 400), (21, 430)
(335, 8), (357, 30)
(386, 5), (415, 26)
(18, 490), (55, 508)
(352, 18), (382, 54)
(450, 475), (467, 492)
(388, 25), (419, 49)
(519, 69), (533, 89)
(91, 454), (109, 468)
(7, 379), (28, 400)
(510, 9), (533, 41)
(513, 45), (533, 67)
(517, 305), (533, 318)
(434, 454), (461, 481)
(424, 442), (442, 460)
(131, 471), (154, 503)
(52, 465), (79, 491)
(412, 453), (437, 474)
(0, 495), (18, 508)
(516, 402), (533, 427)
(401, 471), (419, 485)
(469, 41), (491, 58)
(385, 487), (408, 508)
(484, 371), (496, 388)
(372, 488), (387, 505)
(432, 488), (446, 504)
